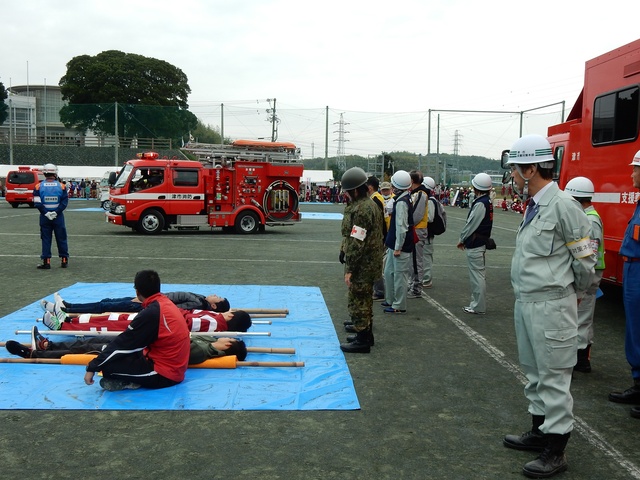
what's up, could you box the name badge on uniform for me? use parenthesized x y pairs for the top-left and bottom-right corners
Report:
(350, 225), (367, 241)
(566, 236), (594, 259)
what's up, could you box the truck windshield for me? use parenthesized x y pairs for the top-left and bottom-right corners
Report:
(113, 165), (133, 188)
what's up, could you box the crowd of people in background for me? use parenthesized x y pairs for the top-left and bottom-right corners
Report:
(60, 178), (99, 199)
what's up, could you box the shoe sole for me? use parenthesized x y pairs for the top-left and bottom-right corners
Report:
(99, 378), (141, 391)
(522, 463), (567, 478)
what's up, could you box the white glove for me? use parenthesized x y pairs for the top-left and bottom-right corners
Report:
(45, 211), (57, 221)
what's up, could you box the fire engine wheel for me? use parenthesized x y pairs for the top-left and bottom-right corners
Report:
(137, 209), (165, 235)
(234, 211), (260, 234)
(10, 203), (19, 208)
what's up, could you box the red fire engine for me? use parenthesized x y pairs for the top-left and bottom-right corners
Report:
(502, 38), (640, 285)
(105, 140), (303, 234)
(5, 167), (45, 208)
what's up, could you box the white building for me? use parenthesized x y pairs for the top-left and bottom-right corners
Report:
(0, 85), (80, 145)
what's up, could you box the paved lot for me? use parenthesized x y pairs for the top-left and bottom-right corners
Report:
(0, 199), (637, 479)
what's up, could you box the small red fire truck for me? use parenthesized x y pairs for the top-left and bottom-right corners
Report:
(502, 38), (640, 285)
(5, 167), (45, 208)
(105, 140), (303, 234)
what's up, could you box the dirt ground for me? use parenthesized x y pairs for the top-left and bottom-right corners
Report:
(0, 199), (638, 479)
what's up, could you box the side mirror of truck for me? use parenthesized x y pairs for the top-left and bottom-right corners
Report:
(500, 149), (510, 169)
(108, 172), (117, 186)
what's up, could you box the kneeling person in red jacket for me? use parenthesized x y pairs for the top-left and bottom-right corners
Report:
(83, 270), (191, 391)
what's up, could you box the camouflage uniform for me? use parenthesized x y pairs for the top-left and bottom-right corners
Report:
(341, 195), (384, 332)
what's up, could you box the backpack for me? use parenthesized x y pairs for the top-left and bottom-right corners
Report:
(428, 196), (447, 236)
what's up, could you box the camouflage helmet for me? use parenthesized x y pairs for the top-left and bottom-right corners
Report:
(341, 167), (368, 191)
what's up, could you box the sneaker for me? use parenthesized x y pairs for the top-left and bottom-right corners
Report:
(372, 294), (385, 301)
(31, 326), (49, 351)
(53, 293), (68, 324)
(384, 307), (406, 314)
(462, 306), (485, 315)
(99, 378), (142, 391)
(61, 257), (68, 268)
(407, 291), (422, 299)
(36, 259), (51, 270)
(422, 281), (433, 289)
(380, 302), (392, 308)
(5, 340), (32, 358)
(39, 299), (55, 313)
(53, 292), (66, 312)
(42, 311), (62, 330)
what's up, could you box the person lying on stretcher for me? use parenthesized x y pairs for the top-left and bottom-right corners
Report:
(41, 291), (231, 315)
(41, 307), (252, 334)
(5, 326), (247, 362)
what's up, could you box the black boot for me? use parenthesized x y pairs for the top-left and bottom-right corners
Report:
(522, 433), (569, 478)
(346, 333), (375, 346)
(574, 345), (591, 373)
(344, 324), (358, 333)
(504, 415), (547, 452)
(609, 378), (640, 404)
(340, 329), (373, 353)
(37, 258), (51, 270)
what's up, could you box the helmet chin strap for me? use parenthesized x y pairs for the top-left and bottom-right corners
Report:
(514, 165), (536, 201)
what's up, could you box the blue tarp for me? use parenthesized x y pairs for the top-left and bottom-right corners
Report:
(0, 283), (359, 411)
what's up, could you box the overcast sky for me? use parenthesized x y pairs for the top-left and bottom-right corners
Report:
(3, 0), (639, 159)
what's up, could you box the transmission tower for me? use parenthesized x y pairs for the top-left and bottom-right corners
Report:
(453, 130), (462, 156)
(334, 113), (349, 172)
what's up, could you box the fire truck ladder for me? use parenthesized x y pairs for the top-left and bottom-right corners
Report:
(183, 143), (301, 165)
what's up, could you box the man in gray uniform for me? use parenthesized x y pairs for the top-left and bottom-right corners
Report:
(457, 172), (494, 315)
(502, 134), (596, 478)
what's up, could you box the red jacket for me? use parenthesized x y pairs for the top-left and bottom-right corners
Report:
(86, 293), (190, 383)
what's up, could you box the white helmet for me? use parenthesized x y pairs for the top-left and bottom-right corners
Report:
(42, 163), (58, 175)
(423, 176), (436, 190)
(565, 176), (594, 199)
(471, 172), (492, 191)
(391, 170), (411, 190)
(630, 150), (640, 166)
(506, 134), (554, 168)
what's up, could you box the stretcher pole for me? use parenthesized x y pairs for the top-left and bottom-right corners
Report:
(0, 342), (295, 354)
(232, 309), (289, 315)
(0, 355), (304, 368)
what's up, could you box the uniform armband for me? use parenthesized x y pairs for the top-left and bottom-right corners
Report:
(350, 225), (367, 241)
(566, 236), (593, 259)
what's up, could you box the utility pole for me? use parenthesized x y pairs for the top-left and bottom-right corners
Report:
(221, 103), (224, 142)
(266, 98), (279, 142)
(324, 106), (329, 169)
(114, 101), (119, 166)
(8, 97), (13, 165)
(334, 113), (349, 172)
